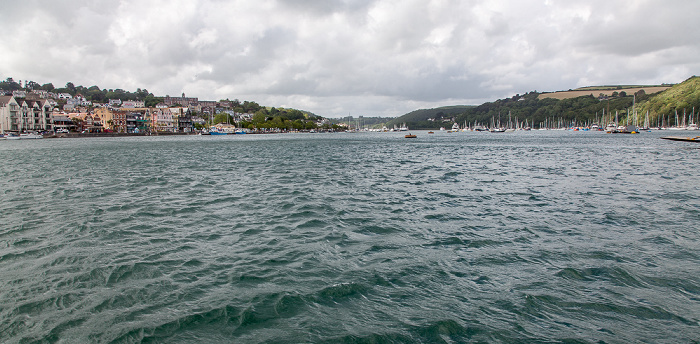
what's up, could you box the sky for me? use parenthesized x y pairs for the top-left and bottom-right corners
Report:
(1, 0), (699, 118)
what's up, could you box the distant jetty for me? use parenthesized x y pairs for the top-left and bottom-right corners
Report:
(661, 136), (700, 142)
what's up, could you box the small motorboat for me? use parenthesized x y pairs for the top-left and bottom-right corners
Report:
(405, 134), (417, 138)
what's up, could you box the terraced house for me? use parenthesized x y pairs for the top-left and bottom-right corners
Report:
(0, 95), (52, 133)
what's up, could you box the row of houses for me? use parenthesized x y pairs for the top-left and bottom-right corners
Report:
(7, 89), (241, 118)
(94, 107), (193, 133)
(0, 95), (195, 134)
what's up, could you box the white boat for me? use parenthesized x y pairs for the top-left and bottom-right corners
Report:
(20, 132), (43, 139)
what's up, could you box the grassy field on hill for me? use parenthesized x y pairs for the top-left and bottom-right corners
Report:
(539, 86), (671, 100)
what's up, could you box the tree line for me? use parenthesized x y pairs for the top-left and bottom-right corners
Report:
(1, 77), (162, 107)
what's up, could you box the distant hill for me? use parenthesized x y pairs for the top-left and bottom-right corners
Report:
(387, 105), (475, 129)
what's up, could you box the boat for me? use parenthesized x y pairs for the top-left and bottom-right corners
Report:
(428, 131), (434, 134)
(608, 124), (639, 134)
(20, 132), (43, 139)
(661, 136), (700, 142)
(638, 111), (650, 131)
(208, 127), (228, 135)
(405, 134), (417, 138)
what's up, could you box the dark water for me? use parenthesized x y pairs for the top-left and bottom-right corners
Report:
(1, 131), (699, 343)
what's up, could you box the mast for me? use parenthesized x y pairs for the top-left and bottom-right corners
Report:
(632, 93), (636, 127)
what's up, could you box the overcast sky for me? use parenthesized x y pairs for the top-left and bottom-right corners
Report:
(1, 0), (698, 117)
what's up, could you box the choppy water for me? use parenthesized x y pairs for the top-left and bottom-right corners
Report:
(1, 130), (699, 343)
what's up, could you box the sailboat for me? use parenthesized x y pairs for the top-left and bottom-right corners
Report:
(638, 110), (650, 131)
(688, 107), (698, 130)
(670, 110), (684, 130)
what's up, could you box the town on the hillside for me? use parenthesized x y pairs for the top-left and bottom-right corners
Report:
(0, 88), (335, 136)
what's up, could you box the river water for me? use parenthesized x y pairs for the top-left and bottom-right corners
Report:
(1, 130), (698, 343)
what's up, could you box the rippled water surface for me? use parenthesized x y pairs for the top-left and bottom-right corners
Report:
(1, 131), (699, 343)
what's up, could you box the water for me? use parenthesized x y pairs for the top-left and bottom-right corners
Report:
(1, 131), (698, 343)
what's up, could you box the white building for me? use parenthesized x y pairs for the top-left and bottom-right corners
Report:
(122, 100), (145, 108)
(0, 96), (52, 132)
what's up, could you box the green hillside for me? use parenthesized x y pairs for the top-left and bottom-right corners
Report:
(392, 76), (700, 129)
(636, 76), (700, 125)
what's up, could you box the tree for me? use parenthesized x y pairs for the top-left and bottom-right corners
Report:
(26, 81), (41, 90)
(136, 88), (150, 100)
(287, 109), (305, 120)
(0, 77), (21, 92)
(71, 117), (85, 131)
(252, 110), (267, 125)
(213, 113), (232, 124)
(270, 116), (284, 129)
(144, 94), (162, 108)
(305, 121), (317, 130)
(87, 86), (106, 102)
(292, 119), (304, 130)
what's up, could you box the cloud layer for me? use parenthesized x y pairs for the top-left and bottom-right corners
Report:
(2, 0), (698, 117)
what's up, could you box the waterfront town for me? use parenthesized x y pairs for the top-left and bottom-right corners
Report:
(0, 88), (333, 136)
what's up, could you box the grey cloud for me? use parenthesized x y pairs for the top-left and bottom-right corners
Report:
(275, 0), (375, 14)
(2, 0), (699, 118)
